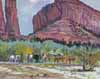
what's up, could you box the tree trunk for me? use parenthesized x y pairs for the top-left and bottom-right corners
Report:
(83, 62), (94, 71)
(20, 54), (24, 63)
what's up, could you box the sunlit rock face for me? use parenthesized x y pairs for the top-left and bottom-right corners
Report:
(0, 0), (7, 40)
(33, 2), (62, 32)
(5, 0), (20, 39)
(33, 0), (100, 45)
(33, 0), (80, 33)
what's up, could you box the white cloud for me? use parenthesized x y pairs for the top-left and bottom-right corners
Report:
(29, 0), (39, 3)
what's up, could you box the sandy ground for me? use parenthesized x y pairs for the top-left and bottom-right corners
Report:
(0, 64), (66, 79)
(0, 64), (100, 79)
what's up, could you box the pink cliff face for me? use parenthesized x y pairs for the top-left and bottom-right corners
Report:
(5, 0), (20, 39)
(0, 0), (7, 40)
(33, 0), (100, 45)
(33, 3), (62, 32)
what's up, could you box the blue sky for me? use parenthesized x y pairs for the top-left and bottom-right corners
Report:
(2, 0), (100, 35)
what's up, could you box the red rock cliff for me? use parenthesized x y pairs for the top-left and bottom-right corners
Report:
(0, 0), (7, 40)
(5, 0), (20, 39)
(33, 0), (100, 45)
(33, 0), (80, 32)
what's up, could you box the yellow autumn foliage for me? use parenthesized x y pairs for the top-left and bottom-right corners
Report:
(26, 47), (33, 55)
(13, 43), (33, 55)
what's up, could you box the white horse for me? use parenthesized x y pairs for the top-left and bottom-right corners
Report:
(9, 55), (15, 63)
(28, 55), (33, 63)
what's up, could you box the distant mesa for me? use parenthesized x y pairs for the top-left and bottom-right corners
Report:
(33, 0), (100, 46)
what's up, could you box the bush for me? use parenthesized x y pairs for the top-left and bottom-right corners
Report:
(0, 41), (9, 61)
(72, 46), (100, 71)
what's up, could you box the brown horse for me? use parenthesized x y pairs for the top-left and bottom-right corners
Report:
(42, 53), (51, 62)
(42, 53), (77, 64)
(54, 55), (77, 64)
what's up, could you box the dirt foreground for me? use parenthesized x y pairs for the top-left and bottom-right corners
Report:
(0, 64), (67, 79)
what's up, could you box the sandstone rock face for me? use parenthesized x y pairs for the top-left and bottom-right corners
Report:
(35, 19), (100, 45)
(0, 0), (7, 40)
(33, 0), (100, 45)
(33, 3), (62, 32)
(5, 0), (20, 39)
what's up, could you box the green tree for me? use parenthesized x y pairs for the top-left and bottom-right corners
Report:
(0, 41), (9, 61)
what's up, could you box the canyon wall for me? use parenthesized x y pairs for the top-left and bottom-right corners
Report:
(33, 0), (100, 45)
(5, 0), (20, 39)
(0, 0), (7, 39)
(33, 0), (100, 36)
